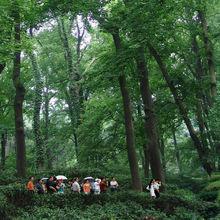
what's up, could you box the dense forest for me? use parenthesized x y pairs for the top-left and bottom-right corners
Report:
(0, 0), (220, 219)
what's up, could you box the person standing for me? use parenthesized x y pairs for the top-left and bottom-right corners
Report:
(57, 179), (65, 194)
(72, 178), (81, 193)
(94, 179), (101, 194)
(83, 180), (91, 195)
(35, 179), (44, 194)
(100, 178), (108, 193)
(26, 176), (35, 193)
(110, 177), (119, 192)
(46, 176), (57, 193)
(154, 179), (161, 198)
(146, 179), (156, 199)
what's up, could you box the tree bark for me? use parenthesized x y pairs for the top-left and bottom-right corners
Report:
(29, 28), (44, 169)
(1, 131), (7, 169)
(143, 144), (150, 178)
(172, 129), (182, 175)
(198, 10), (216, 98)
(191, 36), (215, 168)
(12, 4), (26, 177)
(112, 30), (142, 191)
(135, 47), (165, 183)
(148, 44), (213, 176)
(57, 17), (80, 161)
(44, 72), (52, 169)
(160, 136), (166, 177)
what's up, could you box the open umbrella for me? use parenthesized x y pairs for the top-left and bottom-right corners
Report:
(84, 176), (94, 180)
(41, 177), (48, 181)
(56, 175), (68, 180)
(84, 177), (94, 182)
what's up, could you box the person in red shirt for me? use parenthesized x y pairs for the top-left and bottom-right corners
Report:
(100, 177), (108, 193)
(26, 176), (35, 192)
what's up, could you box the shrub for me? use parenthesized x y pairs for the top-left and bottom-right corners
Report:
(206, 180), (220, 191)
(198, 190), (218, 202)
(1, 184), (220, 219)
(170, 207), (203, 220)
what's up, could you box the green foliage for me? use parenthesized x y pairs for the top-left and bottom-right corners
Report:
(1, 185), (219, 219)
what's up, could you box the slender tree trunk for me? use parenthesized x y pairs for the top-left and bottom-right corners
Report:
(148, 44), (213, 176)
(12, 4), (26, 177)
(172, 129), (182, 175)
(192, 36), (215, 168)
(112, 31), (142, 191)
(160, 137), (166, 177)
(135, 47), (165, 183)
(57, 17), (80, 161)
(137, 101), (150, 178)
(29, 29), (44, 169)
(198, 10), (216, 98)
(65, 89), (79, 159)
(1, 131), (7, 169)
(44, 73), (52, 169)
(143, 144), (150, 178)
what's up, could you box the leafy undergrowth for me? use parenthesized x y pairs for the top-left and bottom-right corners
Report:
(0, 186), (219, 220)
(198, 173), (220, 203)
(1, 171), (220, 219)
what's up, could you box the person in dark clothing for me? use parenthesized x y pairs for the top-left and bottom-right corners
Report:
(100, 177), (108, 193)
(154, 179), (161, 198)
(46, 176), (56, 193)
(35, 179), (44, 194)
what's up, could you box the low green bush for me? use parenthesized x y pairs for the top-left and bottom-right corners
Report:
(15, 202), (169, 220)
(169, 207), (203, 220)
(1, 179), (220, 219)
(198, 190), (218, 202)
(2, 188), (219, 219)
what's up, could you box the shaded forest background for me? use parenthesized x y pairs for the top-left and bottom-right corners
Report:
(0, 0), (220, 219)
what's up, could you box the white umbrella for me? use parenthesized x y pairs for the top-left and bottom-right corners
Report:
(56, 175), (68, 180)
(84, 176), (94, 180)
(41, 177), (48, 181)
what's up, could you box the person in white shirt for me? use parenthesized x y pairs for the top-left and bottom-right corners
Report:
(71, 178), (80, 193)
(146, 179), (156, 198)
(110, 177), (119, 192)
(153, 179), (161, 198)
(94, 179), (101, 194)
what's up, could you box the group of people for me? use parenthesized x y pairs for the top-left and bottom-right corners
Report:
(26, 176), (119, 195)
(27, 176), (161, 198)
(146, 179), (161, 199)
(26, 176), (65, 194)
(71, 177), (119, 194)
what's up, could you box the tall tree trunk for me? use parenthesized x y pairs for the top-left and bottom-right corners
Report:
(12, 4), (26, 177)
(29, 28), (44, 169)
(148, 44), (213, 176)
(160, 136), (166, 177)
(57, 17), (80, 161)
(172, 129), (182, 175)
(198, 10), (216, 98)
(44, 72), (52, 169)
(135, 47), (165, 183)
(112, 31), (142, 191)
(143, 144), (150, 178)
(191, 36), (215, 168)
(1, 131), (7, 169)
(65, 89), (79, 159)
(137, 101), (150, 178)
